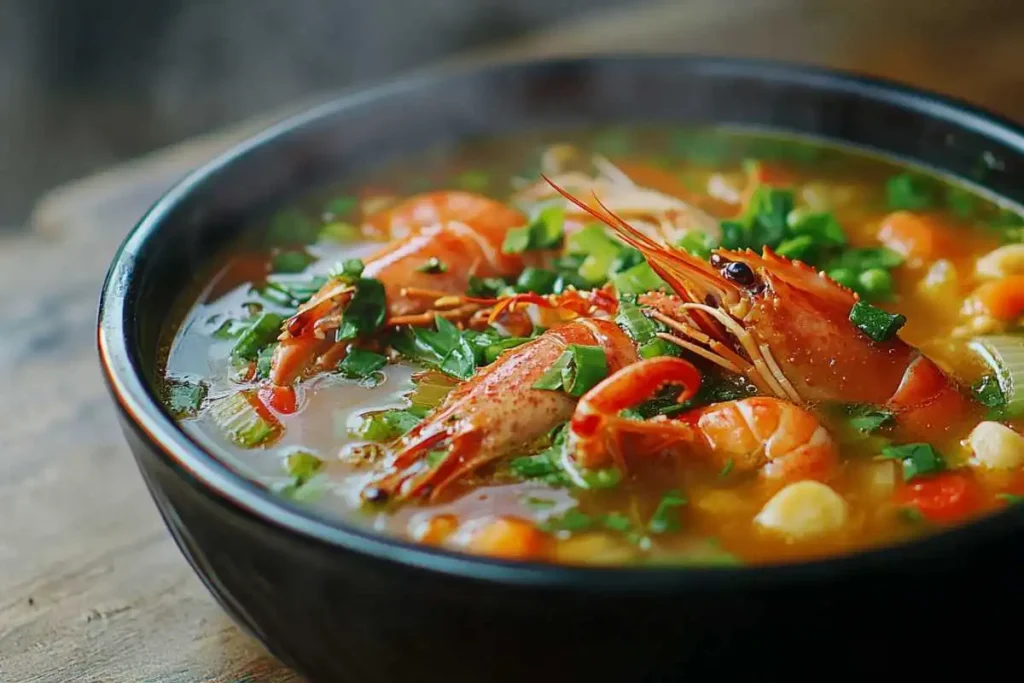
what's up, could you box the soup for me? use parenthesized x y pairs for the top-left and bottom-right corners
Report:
(159, 127), (1024, 567)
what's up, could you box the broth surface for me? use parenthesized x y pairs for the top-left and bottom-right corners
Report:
(160, 126), (1024, 567)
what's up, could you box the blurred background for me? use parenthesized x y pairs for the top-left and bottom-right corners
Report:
(3, 0), (1023, 230)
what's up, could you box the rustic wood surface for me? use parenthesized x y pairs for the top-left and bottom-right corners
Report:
(3, 1), (1023, 681)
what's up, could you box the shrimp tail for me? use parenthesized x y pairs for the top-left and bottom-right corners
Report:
(366, 429), (483, 502)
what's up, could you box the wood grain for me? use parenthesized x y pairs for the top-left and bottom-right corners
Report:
(5, 1), (1023, 681)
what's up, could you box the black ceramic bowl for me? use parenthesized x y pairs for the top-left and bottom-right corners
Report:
(99, 55), (1024, 681)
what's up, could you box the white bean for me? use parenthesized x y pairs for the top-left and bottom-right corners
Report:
(754, 480), (848, 540)
(967, 421), (1024, 470)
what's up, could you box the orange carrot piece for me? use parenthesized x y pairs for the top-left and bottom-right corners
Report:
(876, 211), (954, 266)
(411, 514), (459, 545)
(974, 275), (1024, 321)
(465, 517), (550, 561)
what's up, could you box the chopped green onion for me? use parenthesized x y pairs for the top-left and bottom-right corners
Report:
(611, 262), (667, 295)
(945, 186), (977, 218)
(211, 318), (250, 340)
(718, 459), (734, 478)
(516, 267), (559, 294)
(601, 512), (634, 533)
(676, 231), (717, 260)
(844, 404), (895, 433)
(164, 378), (208, 418)
(857, 268), (894, 301)
(969, 336), (1024, 417)
(615, 296), (659, 344)
(337, 348), (388, 379)
(271, 249), (315, 274)
(266, 208), (318, 245)
(567, 224), (625, 284)
(827, 267), (860, 290)
(502, 205), (564, 254)
(323, 195), (358, 218)
(416, 257), (448, 274)
(390, 315), (477, 380)
(285, 451), (323, 485)
(319, 221), (360, 243)
(647, 489), (687, 534)
(467, 276), (506, 298)
(211, 391), (281, 447)
(231, 312), (286, 361)
(532, 344), (608, 397)
(328, 258), (365, 283)
(336, 278), (386, 342)
(774, 234), (815, 261)
(353, 409), (421, 442)
(540, 509), (595, 533)
(886, 173), (935, 211)
(972, 375), (1006, 409)
(879, 443), (946, 481)
(255, 343), (277, 380)
(610, 247), (645, 274)
(786, 209), (846, 247)
(849, 301), (906, 342)
(998, 493), (1024, 505)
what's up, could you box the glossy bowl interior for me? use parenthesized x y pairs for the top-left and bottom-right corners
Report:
(98, 55), (1024, 681)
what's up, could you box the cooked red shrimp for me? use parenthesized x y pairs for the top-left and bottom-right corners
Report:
(363, 318), (637, 502)
(568, 357), (838, 482)
(270, 191), (548, 385)
(545, 177), (982, 444)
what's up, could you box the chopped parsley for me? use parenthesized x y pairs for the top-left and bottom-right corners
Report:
(337, 348), (388, 380)
(879, 443), (946, 481)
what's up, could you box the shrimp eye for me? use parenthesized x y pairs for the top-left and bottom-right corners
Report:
(722, 261), (756, 286)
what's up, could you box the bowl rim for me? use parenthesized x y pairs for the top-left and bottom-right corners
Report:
(98, 52), (1024, 591)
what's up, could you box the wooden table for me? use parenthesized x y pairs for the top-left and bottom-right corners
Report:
(3, 1), (1022, 681)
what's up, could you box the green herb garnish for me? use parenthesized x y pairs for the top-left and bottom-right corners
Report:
(390, 315), (477, 380)
(502, 205), (565, 254)
(285, 451), (323, 485)
(467, 275), (507, 298)
(231, 312), (286, 362)
(849, 301), (907, 342)
(532, 344), (609, 397)
(271, 249), (315, 274)
(516, 267), (559, 294)
(329, 258), (366, 283)
(353, 409), (421, 442)
(886, 173), (936, 211)
(845, 404), (896, 433)
(998, 493), (1024, 505)
(879, 443), (946, 481)
(337, 348), (388, 380)
(164, 378), (208, 418)
(647, 489), (687, 534)
(336, 279), (387, 342)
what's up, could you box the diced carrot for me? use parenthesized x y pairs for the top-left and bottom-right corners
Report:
(411, 514), (459, 545)
(894, 471), (981, 524)
(465, 517), (550, 561)
(876, 211), (954, 266)
(973, 275), (1024, 321)
(259, 383), (298, 415)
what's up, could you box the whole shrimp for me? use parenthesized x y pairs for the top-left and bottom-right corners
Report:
(364, 318), (638, 502)
(568, 356), (838, 482)
(270, 191), (548, 385)
(545, 178), (980, 443)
